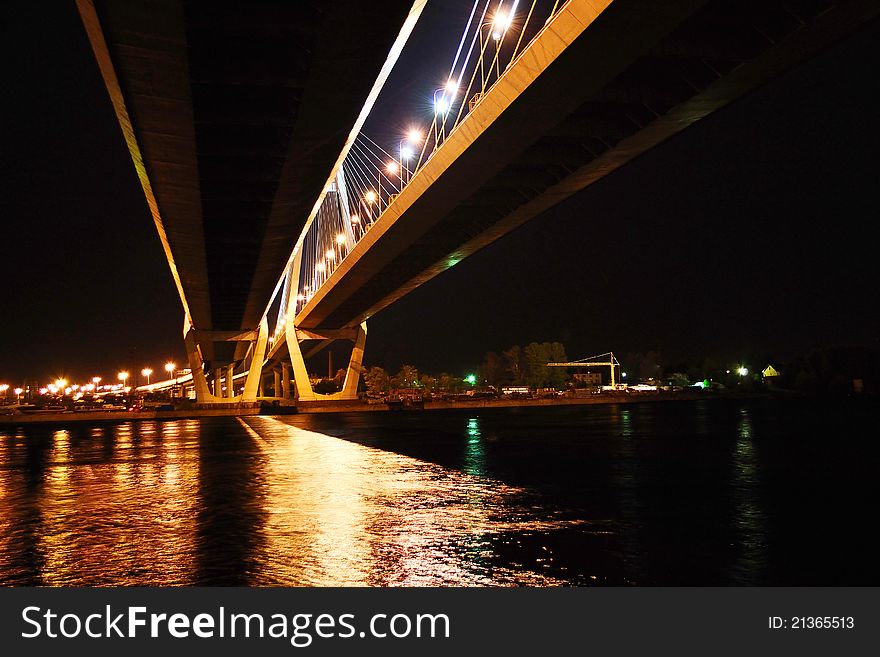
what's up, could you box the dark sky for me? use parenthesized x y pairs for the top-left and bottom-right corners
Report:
(2, 2), (879, 384)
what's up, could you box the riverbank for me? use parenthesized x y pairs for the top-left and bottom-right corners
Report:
(0, 404), (261, 426)
(294, 390), (759, 413)
(0, 390), (777, 426)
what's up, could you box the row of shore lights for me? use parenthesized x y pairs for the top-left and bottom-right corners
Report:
(12, 362), (180, 398)
(296, 5), (519, 306)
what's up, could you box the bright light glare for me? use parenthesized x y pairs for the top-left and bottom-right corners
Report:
(350, 214), (360, 224)
(335, 233), (346, 245)
(737, 367), (749, 377)
(325, 249), (335, 260)
(141, 368), (153, 377)
(165, 361), (175, 373)
(316, 263), (326, 273)
(117, 371), (129, 382)
(407, 128), (422, 143)
(365, 190), (377, 203)
(400, 145), (414, 160)
(445, 78), (458, 93)
(14, 388), (23, 396)
(55, 378), (67, 389)
(386, 161), (399, 174)
(435, 98), (450, 114)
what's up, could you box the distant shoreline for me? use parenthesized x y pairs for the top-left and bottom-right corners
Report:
(0, 390), (784, 426)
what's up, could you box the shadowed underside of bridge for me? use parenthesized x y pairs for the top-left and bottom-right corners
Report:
(78, 0), (417, 367)
(297, 0), (880, 332)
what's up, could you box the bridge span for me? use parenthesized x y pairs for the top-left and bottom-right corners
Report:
(82, 0), (880, 404)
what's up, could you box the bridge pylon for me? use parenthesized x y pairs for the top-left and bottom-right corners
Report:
(183, 315), (269, 405)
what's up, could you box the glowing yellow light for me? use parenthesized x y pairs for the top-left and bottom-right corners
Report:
(14, 388), (23, 396)
(141, 368), (153, 377)
(296, 293), (305, 301)
(335, 233), (346, 245)
(492, 7), (515, 37)
(165, 362), (175, 374)
(386, 161), (399, 174)
(445, 78), (458, 93)
(325, 249), (335, 260)
(316, 263), (326, 273)
(350, 214), (360, 224)
(117, 371), (129, 382)
(407, 128), (423, 143)
(365, 190), (377, 203)
(0, 384), (8, 393)
(92, 376), (101, 384)
(55, 378), (67, 389)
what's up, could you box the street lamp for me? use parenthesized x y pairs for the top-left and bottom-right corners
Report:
(141, 368), (153, 386)
(385, 160), (400, 192)
(737, 366), (749, 377)
(165, 362), (176, 398)
(118, 371), (129, 389)
(14, 388), (23, 403)
(0, 384), (8, 403)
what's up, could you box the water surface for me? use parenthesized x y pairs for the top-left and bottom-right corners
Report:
(1, 399), (876, 585)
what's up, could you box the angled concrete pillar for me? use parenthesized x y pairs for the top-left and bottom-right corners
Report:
(226, 364), (235, 398)
(273, 369), (281, 398)
(340, 322), (367, 399)
(183, 319), (216, 404)
(241, 318), (269, 402)
(285, 249), (316, 401)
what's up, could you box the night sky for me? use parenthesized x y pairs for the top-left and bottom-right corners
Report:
(2, 2), (879, 384)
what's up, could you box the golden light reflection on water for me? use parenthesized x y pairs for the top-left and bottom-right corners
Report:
(242, 416), (571, 586)
(0, 421), (203, 585)
(0, 417), (577, 586)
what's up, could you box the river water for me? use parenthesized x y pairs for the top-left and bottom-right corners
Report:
(0, 399), (876, 586)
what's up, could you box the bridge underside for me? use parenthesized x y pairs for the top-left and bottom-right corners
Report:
(80, 2), (415, 337)
(297, 0), (880, 332)
(79, 0), (419, 402)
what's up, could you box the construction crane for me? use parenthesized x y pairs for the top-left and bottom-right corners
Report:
(546, 352), (621, 387)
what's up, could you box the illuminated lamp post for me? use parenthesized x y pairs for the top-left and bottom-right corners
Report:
(165, 362), (176, 398)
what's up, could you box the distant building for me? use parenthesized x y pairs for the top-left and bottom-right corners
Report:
(762, 364), (780, 381)
(573, 372), (603, 386)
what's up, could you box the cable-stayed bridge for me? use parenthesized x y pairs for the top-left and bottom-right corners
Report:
(80, 0), (880, 404)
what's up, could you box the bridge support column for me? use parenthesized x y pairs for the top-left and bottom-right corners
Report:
(273, 369), (281, 398)
(183, 316), (268, 404)
(285, 322), (367, 402)
(184, 320), (215, 404)
(239, 317), (268, 402)
(213, 369), (222, 397)
(340, 322), (367, 399)
(226, 364), (235, 399)
(282, 363), (291, 399)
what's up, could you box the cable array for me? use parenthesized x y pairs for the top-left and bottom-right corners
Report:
(269, 0), (565, 339)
